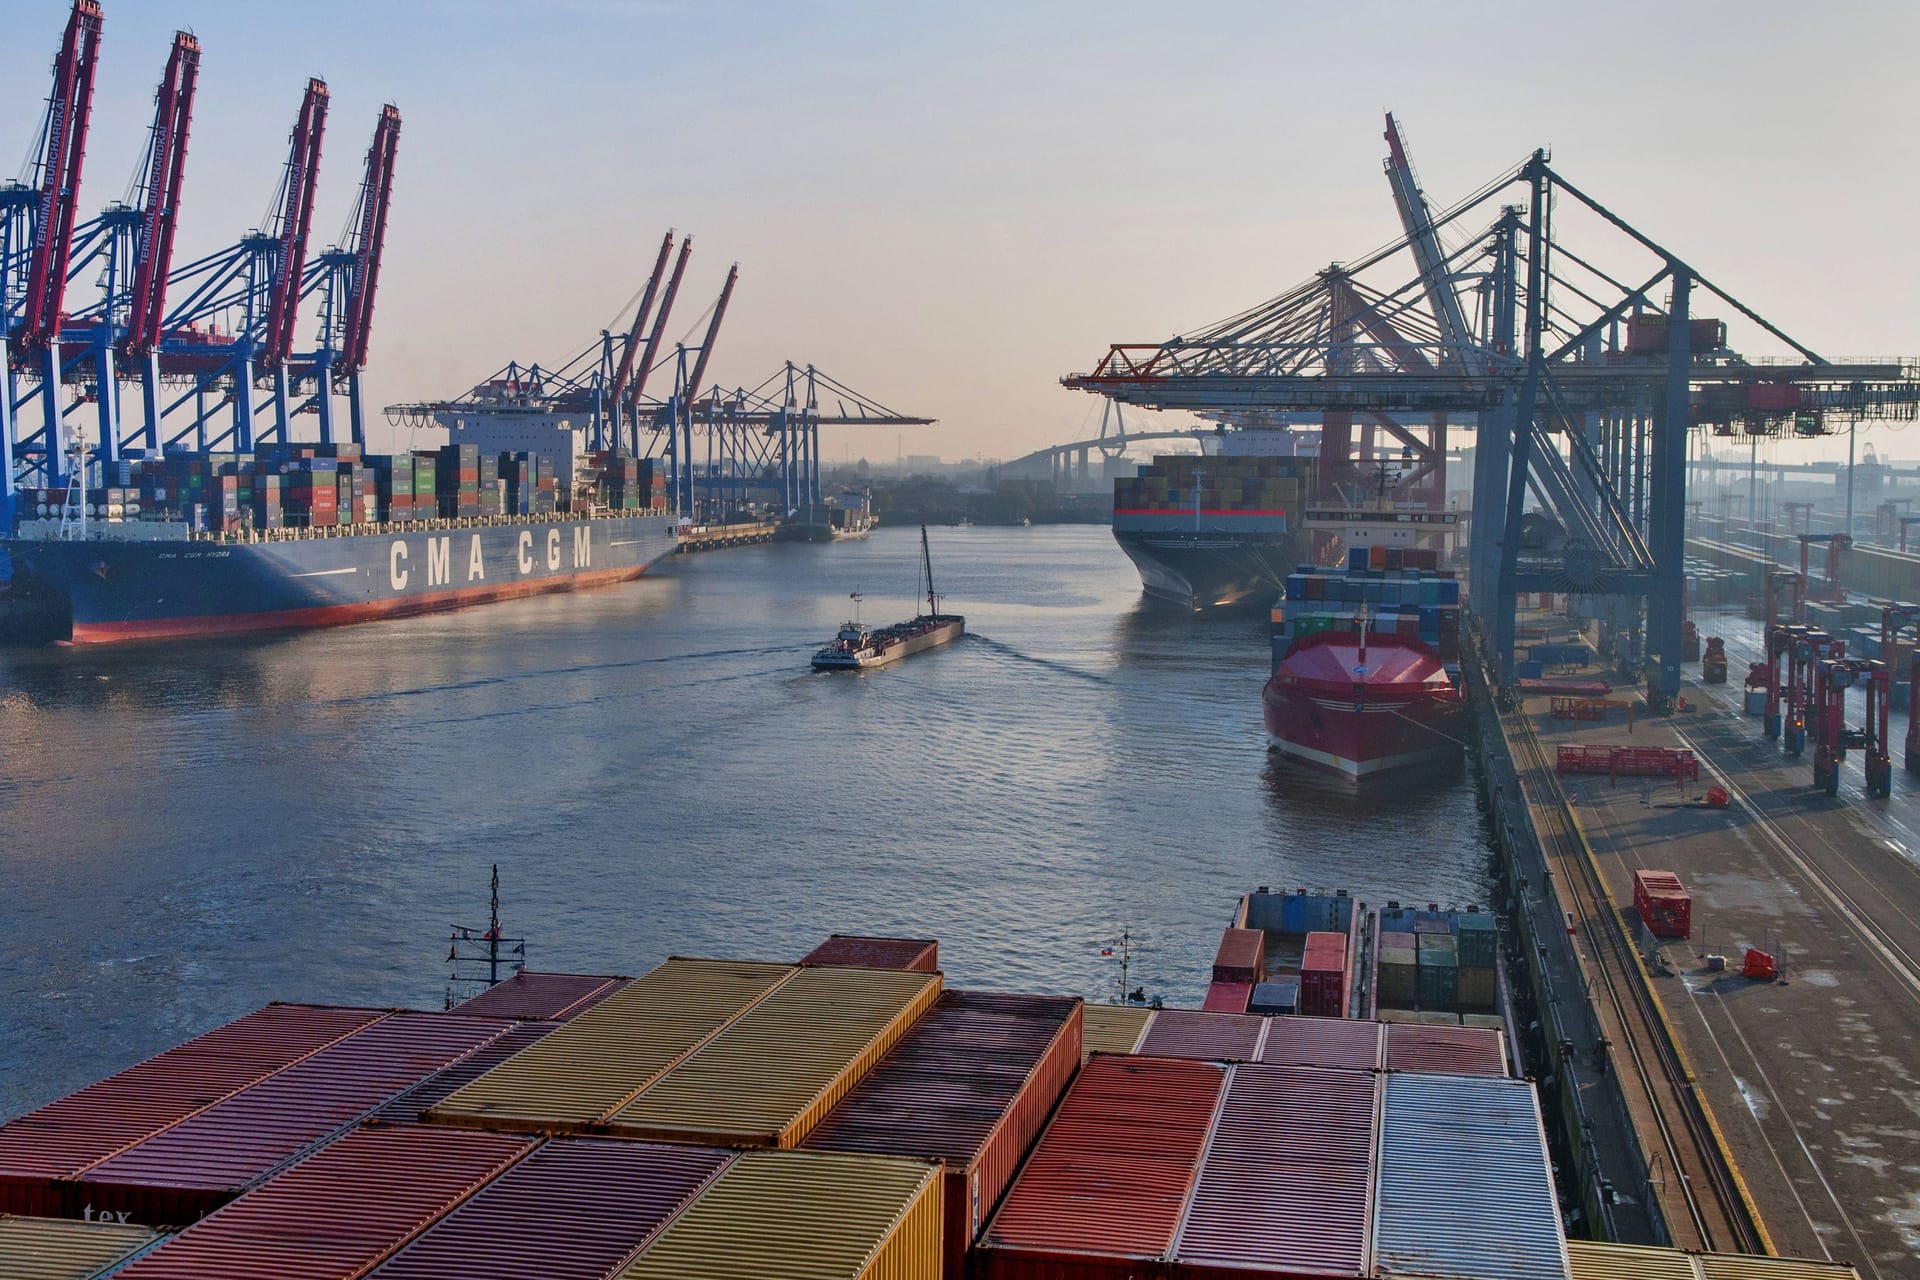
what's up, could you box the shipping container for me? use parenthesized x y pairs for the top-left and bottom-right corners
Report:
(1377, 945), (1420, 1009)
(1456, 913), (1499, 969)
(804, 991), (1081, 1280)
(800, 935), (941, 973)
(0, 1214), (159, 1280)
(1456, 965), (1499, 1014)
(1080, 1006), (1153, 1059)
(604, 965), (942, 1146)
(373, 1022), (560, 1122)
(1633, 869), (1693, 939)
(1246, 980), (1298, 1016)
(1417, 944), (1459, 1012)
(1383, 1023), (1507, 1077)
(70, 1013), (515, 1225)
(452, 972), (629, 1021)
(978, 1056), (1225, 1280)
(1170, 1063), (1378, 1279)
(1301, 930), (1351, 1018)
(1373, 1073), (1567, 1280)
(1201, 981), (1253, 1014)
(111, 1125), (536, 1280)
(368, 1139), (734, 1280)
(1569, 1241), (1862, 1278)
(428, 958), (794, 1131)
(1256, 1014), (1384, 1072)
(1137, 1009), (1265, 1062)
(619, 1149), (942, 1280)
(0, 1004), (385, 1216)
(1210, 928), (1265, 985)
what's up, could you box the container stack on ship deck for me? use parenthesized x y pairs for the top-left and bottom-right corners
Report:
(1111, 451), (1314, 610)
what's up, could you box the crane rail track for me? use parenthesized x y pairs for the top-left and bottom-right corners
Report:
(1506, 710), (1768, 1255)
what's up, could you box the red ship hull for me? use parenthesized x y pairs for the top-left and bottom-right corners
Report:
(1263, 632), (1464, 777)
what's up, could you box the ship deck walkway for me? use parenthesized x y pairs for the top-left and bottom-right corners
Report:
(1501, 605), (1920, 1276)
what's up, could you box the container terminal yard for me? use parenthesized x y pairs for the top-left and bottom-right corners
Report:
(6, 2), (1920, 1280)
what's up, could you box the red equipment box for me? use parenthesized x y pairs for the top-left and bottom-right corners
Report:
(1632, 869), (1692, 939)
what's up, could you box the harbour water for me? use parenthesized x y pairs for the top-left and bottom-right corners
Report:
(0, 524), (1493, 1116)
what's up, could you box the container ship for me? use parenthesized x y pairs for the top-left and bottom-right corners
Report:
(1263, 545), (1466, 776)
(6, 443), (675, 644)
(1111, 449), (1314, 611)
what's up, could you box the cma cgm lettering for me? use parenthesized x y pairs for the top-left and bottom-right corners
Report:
(8, 513), (675, 643)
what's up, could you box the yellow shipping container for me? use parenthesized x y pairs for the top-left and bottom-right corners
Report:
(606, 966), (942, 1146)
(1568, 1242), (1860, 1280)
(0, 1215), (159, 1280)
(1080, 1005), (1152, 1059)
(618, 1148), (942, 1280)
(429, 957), (794, 1130)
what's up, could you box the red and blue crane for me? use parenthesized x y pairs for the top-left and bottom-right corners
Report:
(2, 0), (103, 500)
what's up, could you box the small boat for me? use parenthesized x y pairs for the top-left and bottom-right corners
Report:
(812, 527), (965, 670)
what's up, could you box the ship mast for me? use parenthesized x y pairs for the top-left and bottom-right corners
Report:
(921, 524), (939, 617)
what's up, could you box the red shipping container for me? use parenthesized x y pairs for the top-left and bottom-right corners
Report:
(0, 1004), (383, 1216)
(366, 1139), (733, 1280)
(452, 972), (628, 1022)
(1256, 1015), (1384, 1072)
(802, 990), (1083, 1280)
(979, 1055), (1225, 1280)
(1210, 928), (1264, 985)
(111, 1125), (535, 1280)
(798, 934), (940, 973)
(69, 1013), (516, 1225)
(1171, 1063), (1378, 1279)
(1200, 981), (1252, 1014)
(1300, 931), (1351, 1019)
(1633, 869), (1692, 938)
(1138, 1010), (1265, 1063)
(1383, 1023), (1508, 1077)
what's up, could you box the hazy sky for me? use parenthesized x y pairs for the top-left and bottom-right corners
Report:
(6, 0), (1918, 465)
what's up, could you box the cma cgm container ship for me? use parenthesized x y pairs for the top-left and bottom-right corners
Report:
(1263, 545), (1465, 777)
(1112, 447), (1314, 611)
(7, 442), (675, 644)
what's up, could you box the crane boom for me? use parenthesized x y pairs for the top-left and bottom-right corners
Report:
(339, 104), (401, 372)
(262, 78), (328, 368)
(609, 230), (674, 406)
(123, 31), (200, 357)
(628, 236), (691, 404)
(16, 0), (104, 353)
(1382, 112), (1477, 372)
(682, 263), (738, 406)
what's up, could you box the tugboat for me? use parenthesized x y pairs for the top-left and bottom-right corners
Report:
(812, 526), (965, 670)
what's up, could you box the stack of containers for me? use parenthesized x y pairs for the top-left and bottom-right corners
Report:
(108, 1126), (537, 1280)
(1372, 1073), (1569, 1280)
(1376, 929), (1420, 1009)
(254, 472), (283, 528)
(0, 1214), (160, 1277)
(1273, 554), (1464, 668)
(618, 1149), (944, 1280)
(1079, 1005), (1153, 1059)
(434, 444), (480, 518)
(1300, 930), (1351, 1017)
(499, 453), (536, 517)
(799, 934), (939, 972)
(1167, 1063), (1379, 1279)
(599, 965), (942, 1147)
(1383, 1022), (1509, 1077)
(1456, 911), (1500, 1013)
(977, 1055), (1226, 1280)
(428, 958), (795, 1134)
(285, 458), (338, 528)
(477, 452), (502, 517)
(368, 453), (417, 523)
(0, 1003), (385, 1215)
(1114, 454), (1310, 518)
(64, 1012), (518, 1224)
(802, 990), (1083, 1278)
(637, 457), (668, 509)
(1417, 931), (1460, 1012)
(364, 1139), (735, 1280)
(411, 451), (437, 515)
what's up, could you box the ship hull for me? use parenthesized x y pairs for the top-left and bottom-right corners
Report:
(7, 513), (676, 644)
(813, 618), (964, 669)
(1262, 685), (1464, 776)
(1113, 528), (1304, 611)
